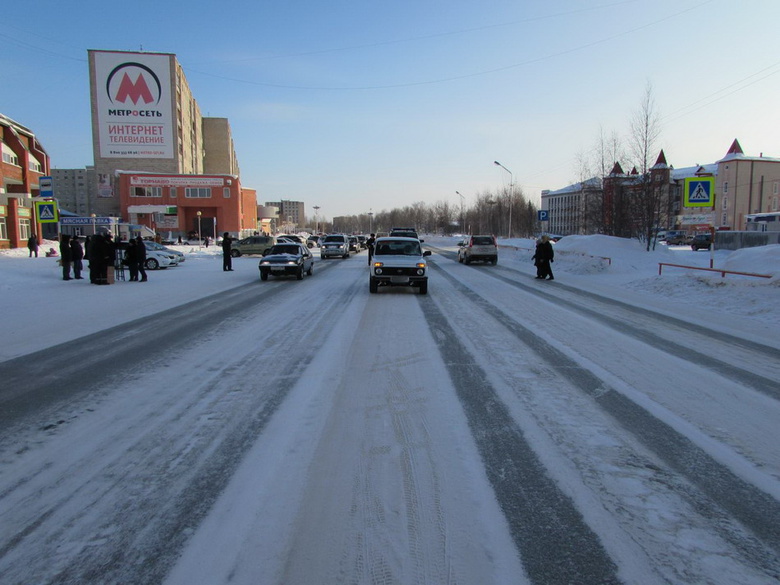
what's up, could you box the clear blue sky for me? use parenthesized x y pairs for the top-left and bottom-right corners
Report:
(2, 0), (779, 220)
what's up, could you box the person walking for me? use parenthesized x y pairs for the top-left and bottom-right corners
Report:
(135, 236), (148, 282)
(59, 235), (73, 280)
(366, 233), (376, 265)
(27, 234), (39, 258)
(221, 232), (233, 271)
(533, 234), (555, 280)
(70, 236), (85, 279)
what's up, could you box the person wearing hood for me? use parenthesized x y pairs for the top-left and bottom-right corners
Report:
(70, 236), (84, 279)
(59, 234), (73, 280)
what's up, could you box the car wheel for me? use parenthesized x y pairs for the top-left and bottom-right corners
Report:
(145, 258), (159, 270)
(260, 270), (268, 281)
(231, 250), (241, 258)
(419, 281), (428, 295)
(343, 252), (349, 259)
(492, 257), (498, 265)
(464, 256), (471, 265)
(369, 277), (378, 293)
(320, 255), (327, 260)
(296, 266), (304, 280)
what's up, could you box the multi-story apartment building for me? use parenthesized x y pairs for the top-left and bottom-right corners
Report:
(266, 200), (305, 232)
(51, 166), (97, 217)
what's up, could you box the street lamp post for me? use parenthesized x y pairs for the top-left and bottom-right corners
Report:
(313, 205), (320, 233)
(455, 191), (465, 234)
(90, 213), (97, 235)
(368, 210), (373, 233)
(494, 161), (514, 239)
(196, 211), (202, 249)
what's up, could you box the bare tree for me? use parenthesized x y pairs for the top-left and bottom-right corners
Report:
(627, 81), (663, 249)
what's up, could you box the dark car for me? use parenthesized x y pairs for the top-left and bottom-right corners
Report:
(690, 233), (712, 251)
(258, 243), (314, 280)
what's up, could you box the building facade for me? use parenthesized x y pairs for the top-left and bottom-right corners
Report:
(116, 172), (257, 240)
(1, 114), (50, 249)
(265, 200), (305, 232)
(541, 140), (780, 236)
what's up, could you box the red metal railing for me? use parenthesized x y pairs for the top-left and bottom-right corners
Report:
(658, 263), (772, 279)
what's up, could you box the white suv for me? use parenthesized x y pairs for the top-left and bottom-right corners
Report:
(320, 234), (350, 259)
(369, 237), (431, 294)
(457, 235), (497, 265)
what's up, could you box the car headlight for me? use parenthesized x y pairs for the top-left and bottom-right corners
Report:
(260, 260), (269, 265)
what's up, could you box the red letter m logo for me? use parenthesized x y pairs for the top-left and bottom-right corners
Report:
(115, 72), (154, 105)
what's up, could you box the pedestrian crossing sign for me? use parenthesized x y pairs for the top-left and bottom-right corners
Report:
(35, 201), (59, 223)
(684, 177), (715, 207)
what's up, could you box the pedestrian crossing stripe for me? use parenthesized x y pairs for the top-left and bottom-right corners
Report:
(683, 177), (715, 208)
(35, 201), (59, 223)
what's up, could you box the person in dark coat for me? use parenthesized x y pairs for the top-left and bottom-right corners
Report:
(59, 235), (73, 280)
(70, 236), (85, 279)
(532, 234), (555, 280)
(27, 234), (39, 257)
(124, 239), (139, 281)
(366, 233), (376, 265)
(90, 233), (112, 285)
(135, 236), (148, 282)
(221, 232), (233, 271)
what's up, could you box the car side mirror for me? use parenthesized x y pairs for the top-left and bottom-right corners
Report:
(423, 250), (432, 256)
(419, 239), (424, 243)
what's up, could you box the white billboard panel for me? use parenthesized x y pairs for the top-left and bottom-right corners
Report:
(94, 51), (174, 159)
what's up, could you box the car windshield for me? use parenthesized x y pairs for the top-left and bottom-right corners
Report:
(269, 245), (300, 255)
(375, 240), (422, 256)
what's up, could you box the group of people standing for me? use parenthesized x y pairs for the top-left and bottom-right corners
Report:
(57, 234), (85, 280)
(51, 233), (149, 285)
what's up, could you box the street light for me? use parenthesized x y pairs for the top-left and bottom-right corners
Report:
(494, 161), (514, 239)
(313, 205), (320, 233)
(196, 210), (202, 249)
(368, 209), (373, 233)
(455, 191), (465, 234)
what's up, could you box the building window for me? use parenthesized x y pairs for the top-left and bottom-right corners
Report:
(2, 150), (19, 166)
(723, 181), (728, 193)
(0, 217), (7, 240)
(722, 196), (728, 210)
(19, 218), (31, 240)
(29, 160), (42, 173)
(223, 187), (230, 198)
(170, 187), (177, 198)
(773, 197), (779, 212)
(185, 187), (211, 198)
(774, 182), (779, 196)
(132, 186), (162, 197)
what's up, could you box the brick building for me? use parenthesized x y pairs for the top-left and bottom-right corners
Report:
(0, 113), (50, 249)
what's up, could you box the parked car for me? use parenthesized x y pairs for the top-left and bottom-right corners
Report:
(369, 236), (431, 294)
(144, 240), (185, 263)
(690, 233), (713, 251)
(230, 235), (276, 257)
(348, 235), (360, 252)
(320, 234), (350, 259)
(457, 235), (498, 265)
(276, 234), (305, 246)
(307, 235), (320, 248)
(665, 231), (691, 245)
(143, 248), (178, 270)
(258, 243), (314, 281)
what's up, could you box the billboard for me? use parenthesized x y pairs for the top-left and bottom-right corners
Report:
(93, 51), (174, 159)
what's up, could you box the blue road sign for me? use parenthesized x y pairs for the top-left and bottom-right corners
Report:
(538, 210), (549, 221)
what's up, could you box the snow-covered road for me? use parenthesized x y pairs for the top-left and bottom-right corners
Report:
(0, 240), (778, 584)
